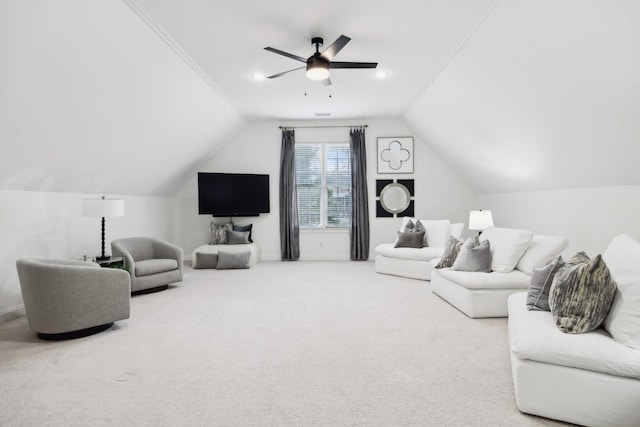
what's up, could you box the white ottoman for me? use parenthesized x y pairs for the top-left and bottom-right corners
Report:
(192, 243), (260, 269)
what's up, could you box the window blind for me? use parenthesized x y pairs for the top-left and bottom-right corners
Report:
(295, 143), (351, 228)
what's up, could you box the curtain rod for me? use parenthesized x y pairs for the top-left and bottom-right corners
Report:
(278, 125), (367, 129)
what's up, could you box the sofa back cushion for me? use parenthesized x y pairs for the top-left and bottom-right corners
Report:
(516, 234), (569, 275)
(448, 223), (465, 240)
(603, 234), (640, 349)
(399, 218), (450, 248)
(480, 226), (533, 273)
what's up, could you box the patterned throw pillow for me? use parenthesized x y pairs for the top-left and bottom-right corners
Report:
(526, 256), (565, 311)
(209, 222), (232, 245)
(435, 235), (463, 269)
(549, 252), (617, 333)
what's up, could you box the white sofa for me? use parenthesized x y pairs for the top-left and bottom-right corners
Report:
(374, 218), (464, 281)
(507, 234), (640, 427)
(431, 229), (568, 318)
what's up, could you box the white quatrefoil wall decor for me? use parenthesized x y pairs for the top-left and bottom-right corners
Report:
(377, 137), (414, 174)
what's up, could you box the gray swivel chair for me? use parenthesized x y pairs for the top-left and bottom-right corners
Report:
(111, 237), (183, 294)
(16, 258), (131, 340)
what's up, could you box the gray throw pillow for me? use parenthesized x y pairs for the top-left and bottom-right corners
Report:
(527, 256), (565, 311)
(216, 250), (251, 270)
(404, 219), (427, 246)
(226, 230), (251, 245)
(232, 223), (253, 242)
(394, 231), (425, 248)
(450, 236), (491, 272)
(435, 235), (463, 269)
(194, 253), (218, 269)
(209, 222), (232, 245)
(549, 252), (617, 334)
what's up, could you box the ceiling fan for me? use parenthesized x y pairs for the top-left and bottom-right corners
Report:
(264, 35), (377, 86)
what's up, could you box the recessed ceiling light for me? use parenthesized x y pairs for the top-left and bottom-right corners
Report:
(251, 73), (266, 81)
(373, 70), (389, 79)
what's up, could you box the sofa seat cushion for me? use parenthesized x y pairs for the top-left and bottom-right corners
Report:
(436, 268), (531, 290)
(375, 243), (443, 261)
(509, 292), (640, 379)
(135, 259), (178, 277)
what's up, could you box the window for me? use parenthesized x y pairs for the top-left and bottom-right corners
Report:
(295, 143), (351, 228)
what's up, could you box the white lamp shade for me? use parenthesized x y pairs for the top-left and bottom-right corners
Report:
(82, 198), (124, 217)
(468, 210), (494, 231)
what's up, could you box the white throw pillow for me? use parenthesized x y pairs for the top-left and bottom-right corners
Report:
(448, 223), (465, 240)
(480, 226), (533, 273)
(603, 234), (640, 349)
(420, 219), (451, 248)
(516, 234), (569, 275)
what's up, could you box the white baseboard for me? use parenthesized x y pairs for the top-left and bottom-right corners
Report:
(0, 305), (26, 323)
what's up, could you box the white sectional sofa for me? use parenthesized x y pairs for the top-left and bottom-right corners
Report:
(431, 228), (568, 318)
(374, 218), (464, 281)
(507, 234), (640, 427)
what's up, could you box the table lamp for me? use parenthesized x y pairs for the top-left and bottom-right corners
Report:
(469, 210), (494, 236)
(82, 196), (124, 261)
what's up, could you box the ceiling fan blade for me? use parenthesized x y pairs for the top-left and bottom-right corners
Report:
(329, 61), (378, 69)
(322, 35), (351, 60)
(266, 66), (305, 79)
(320, 77), (332, 87)
(264, 47), (306, 63)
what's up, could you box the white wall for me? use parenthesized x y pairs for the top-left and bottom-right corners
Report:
(175, 118), (477, 261)
(0, 190), (176, 322)
(478, 185), (640, 257)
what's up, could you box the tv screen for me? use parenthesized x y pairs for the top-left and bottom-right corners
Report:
(198, 172), (270, 217)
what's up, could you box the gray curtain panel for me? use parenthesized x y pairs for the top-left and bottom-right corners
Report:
(279, 128), (300, 260)
(349, 127), (370, 261)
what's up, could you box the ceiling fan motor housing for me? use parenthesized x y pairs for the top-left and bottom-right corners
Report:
(307, 54), (329, 70)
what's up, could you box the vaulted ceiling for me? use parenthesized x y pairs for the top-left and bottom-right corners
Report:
(1, 0), (638, 196)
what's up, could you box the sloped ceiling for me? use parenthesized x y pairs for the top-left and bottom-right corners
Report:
(0, 0), (244, 196)
(405, 0), (640, 193)
(1, 0), (639, 196)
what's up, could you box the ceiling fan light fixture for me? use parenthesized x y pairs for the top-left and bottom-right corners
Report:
(306, 63), (330, 81)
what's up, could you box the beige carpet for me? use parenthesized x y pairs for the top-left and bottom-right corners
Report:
(0, 261), (568, 426)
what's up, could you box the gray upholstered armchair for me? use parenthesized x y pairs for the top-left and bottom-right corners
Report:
(16, 258), (131, 340)
(111, 237), (183, 293)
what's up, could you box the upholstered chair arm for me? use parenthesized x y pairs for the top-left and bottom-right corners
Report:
(153, 240), (184, 265)
(111, 240), (137, 276)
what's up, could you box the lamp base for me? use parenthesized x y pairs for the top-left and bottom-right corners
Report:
(95, 255), (111, 262)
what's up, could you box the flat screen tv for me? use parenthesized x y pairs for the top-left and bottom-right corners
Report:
(198, 172), (270, 217)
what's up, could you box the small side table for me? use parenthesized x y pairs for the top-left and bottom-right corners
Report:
(95, 256), (124, 269)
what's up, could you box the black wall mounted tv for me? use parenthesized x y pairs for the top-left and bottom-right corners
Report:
(198, 172), (270, 217)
